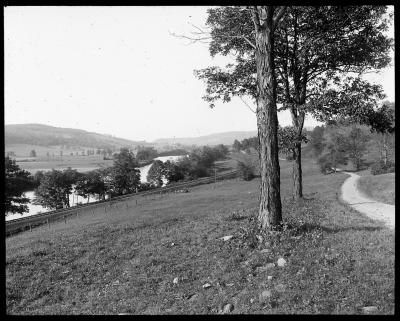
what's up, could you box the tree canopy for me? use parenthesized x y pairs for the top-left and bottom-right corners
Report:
(195, 5), (393, 200)
(5, 156), (33, 215)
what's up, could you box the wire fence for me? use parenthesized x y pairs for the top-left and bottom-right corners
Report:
(6, 170), (240, 236)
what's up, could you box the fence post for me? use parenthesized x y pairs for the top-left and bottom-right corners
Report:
(47, 218), (50, 229)
(29, 223), (32, 232)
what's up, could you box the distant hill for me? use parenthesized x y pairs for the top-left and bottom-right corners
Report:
(152, 131), (258, 147)
(5, 124), (149, 157)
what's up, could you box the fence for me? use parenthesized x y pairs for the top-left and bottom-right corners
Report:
(6, 170), (240, 236)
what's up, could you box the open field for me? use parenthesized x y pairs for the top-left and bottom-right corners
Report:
(357, 173), (395, 206)
(5, 143), (94, 158)
(6, 158), (394, 314)
(15, 155), (114, 174)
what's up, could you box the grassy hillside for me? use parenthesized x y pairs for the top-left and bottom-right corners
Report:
(6, 158), (394, 314)
(5, 124), (148, 157)
(357, 173), (395, 205)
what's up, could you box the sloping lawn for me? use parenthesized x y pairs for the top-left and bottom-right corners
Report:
(6, 160), (394, 314)
(357, 173), (395, 205)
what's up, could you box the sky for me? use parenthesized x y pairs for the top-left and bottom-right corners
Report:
(4, 6), (395, 142)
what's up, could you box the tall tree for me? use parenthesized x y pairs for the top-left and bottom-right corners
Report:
(147, 160), (165, 187)
(195, 6), (393, 200)
(5, 156), (33, 215)
(251, 6), (286, 228)
(309, 126), (325, 157)
(346, 127), (370, 170)
(34, 169), (78, 209)
(232, 139), (242, 152)
(111, 148), (141, 195)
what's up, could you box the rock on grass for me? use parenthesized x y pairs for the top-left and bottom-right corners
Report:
(259, 290), (272, 303)
(222, 303), (234, 314)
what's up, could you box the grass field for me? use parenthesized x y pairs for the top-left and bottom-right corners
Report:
(357, 173), (395, 206)
(15, 155), (114, 174)
(6, 158), (394, 314)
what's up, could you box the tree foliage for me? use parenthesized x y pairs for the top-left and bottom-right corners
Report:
(195, 5), (393, 199)
(136, 146), (158, 162)
(75, 170), (107, 201)
(111, 148), (141, 195)
(34, 168), (80, 210)
(147, 160), (165, 187)
(309, 126), (325, 157)
(346, 127), (370, 170)
(5, 156), (33, 215)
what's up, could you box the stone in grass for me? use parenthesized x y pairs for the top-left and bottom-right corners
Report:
(203, 283), (212, 289)
(277, 257), (287, 267)
(260, 248), (271, 254)
(256, 263), (275, 273)
(267, 275), (273, 281)
(274, 284), (286, 293)
(259, 290), (272, 303)
(361, 306), (378, 314)
(222, 303), (234, 314)
(173, 277), (179, 284)
(220, 235), (234, 241)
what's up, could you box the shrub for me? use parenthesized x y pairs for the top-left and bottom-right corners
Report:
(371, 160), (395, 175)
(237, 161), (255, 181)
(137, 182), (157, 192)
(317, 155), (334, 174)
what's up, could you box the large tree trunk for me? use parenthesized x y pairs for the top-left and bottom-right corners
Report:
(254, 8), (282, 229)
(292, 142), (302, 199)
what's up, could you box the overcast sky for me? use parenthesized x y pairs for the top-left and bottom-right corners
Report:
(4, 6), (394, 142)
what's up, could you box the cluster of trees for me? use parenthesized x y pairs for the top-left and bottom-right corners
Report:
(192, 5), (393, 228)
(5, 157), (35, 214)
(136, 146), (158, 162)
(5, 144), (230, 214)
(32, 148), (141, 210)
(310, 102), (395, 174)
(146, 144), (230, 186)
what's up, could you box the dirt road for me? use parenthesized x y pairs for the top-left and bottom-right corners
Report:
(341, 172), (395, 229)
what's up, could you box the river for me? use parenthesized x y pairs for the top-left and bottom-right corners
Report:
(6, 155), (185, 221)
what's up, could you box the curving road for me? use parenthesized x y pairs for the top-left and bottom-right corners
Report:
(341, 171), (395, 229)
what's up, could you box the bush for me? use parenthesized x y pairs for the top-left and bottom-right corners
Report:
(137, 182), (157, 192)
(371, 160), (395, 175)
(237, 161), (255, 181)
(317, 155), (334, 174)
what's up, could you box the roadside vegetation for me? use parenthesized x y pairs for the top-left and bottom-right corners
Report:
(357, 173), (395, 206)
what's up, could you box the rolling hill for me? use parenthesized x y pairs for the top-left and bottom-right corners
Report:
(5, 124), (149, 157)
(152, 130), (258, 147)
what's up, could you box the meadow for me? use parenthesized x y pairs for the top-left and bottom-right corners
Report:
(15, 155), (114, 174)
(357, 173), (395, 205)
(6, 157), (394, 314)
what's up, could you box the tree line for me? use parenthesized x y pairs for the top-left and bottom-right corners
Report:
(309, 101), (395, 175)
(5, 145), (229, 215)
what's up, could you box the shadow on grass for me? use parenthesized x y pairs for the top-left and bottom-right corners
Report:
(273, 221), (385, 236)
(296, 222), (384, 234)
